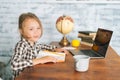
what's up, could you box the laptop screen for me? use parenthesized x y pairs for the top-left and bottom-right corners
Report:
(92, 28), (113, 57)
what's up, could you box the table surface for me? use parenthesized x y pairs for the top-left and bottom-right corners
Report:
(15, 42), (120, 80)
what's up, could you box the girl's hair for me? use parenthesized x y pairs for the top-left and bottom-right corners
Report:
(18, 12), (43, 36)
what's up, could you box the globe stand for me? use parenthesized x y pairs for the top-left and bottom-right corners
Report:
(59, 35), (70, 46)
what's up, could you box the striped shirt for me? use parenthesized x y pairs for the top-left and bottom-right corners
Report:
(11, 38), (57, 77)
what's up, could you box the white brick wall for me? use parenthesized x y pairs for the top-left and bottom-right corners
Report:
(0, 0), (120, 55)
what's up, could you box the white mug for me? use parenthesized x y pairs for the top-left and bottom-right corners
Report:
(73, 55), (90, 72)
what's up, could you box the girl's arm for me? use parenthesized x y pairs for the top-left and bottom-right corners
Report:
(11, 43), (32, 71)
(36, 44), (57, 51)
(32, 56), (57, 65)
(36, 44), (69, 54)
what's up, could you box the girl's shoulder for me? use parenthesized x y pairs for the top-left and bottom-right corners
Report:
(15, 40), (28, 48)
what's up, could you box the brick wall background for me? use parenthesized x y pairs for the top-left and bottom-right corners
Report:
(0, 0), (120, 56)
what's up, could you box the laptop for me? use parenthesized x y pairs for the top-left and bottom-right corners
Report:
(69, 28), (113, 58)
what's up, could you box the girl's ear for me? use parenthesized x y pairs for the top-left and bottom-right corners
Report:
(19, 29), (23, 35)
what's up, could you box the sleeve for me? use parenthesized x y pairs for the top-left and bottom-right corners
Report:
(11, 43), (33, 71)
(36, 44), (57, 51)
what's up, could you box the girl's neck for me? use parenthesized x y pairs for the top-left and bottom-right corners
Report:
(28, 40), (35, 46)
(22, 37), (35, 46)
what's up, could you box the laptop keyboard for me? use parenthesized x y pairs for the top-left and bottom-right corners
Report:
(80, 50), (102, 57)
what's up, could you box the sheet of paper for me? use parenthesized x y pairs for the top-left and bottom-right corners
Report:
(62, 47), (76, 50)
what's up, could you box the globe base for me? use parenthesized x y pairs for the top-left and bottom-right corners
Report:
(59, 36), (70, 46)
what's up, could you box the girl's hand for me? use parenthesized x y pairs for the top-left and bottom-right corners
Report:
(41, 56), (57, 64)
(33, 56), (57, 65)
(54, 48), (69, 55)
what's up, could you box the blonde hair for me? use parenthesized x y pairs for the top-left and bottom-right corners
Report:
(18, 12), (43, 37)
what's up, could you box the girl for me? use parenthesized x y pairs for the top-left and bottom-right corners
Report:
(11, 12), (68, 77)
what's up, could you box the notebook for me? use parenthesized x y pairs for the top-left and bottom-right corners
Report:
(69, 28), (113, 58)
(37, 50), (66, 62)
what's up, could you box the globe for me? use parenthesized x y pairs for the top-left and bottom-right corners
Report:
(56, 15), (74, 46)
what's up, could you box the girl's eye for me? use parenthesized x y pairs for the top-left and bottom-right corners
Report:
(29, 29), (33, 30)
(37, 27), (40, 29)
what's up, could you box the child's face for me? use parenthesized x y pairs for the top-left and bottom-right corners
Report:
(20, 18), (42, 43)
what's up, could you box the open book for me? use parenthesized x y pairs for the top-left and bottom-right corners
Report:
(37, 50), (66, 62)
